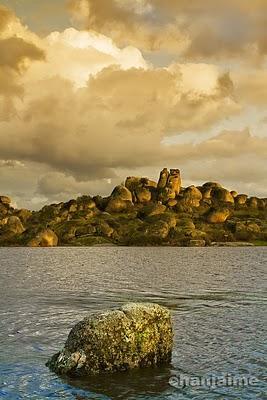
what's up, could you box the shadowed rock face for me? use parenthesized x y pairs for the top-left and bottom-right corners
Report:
(46, 303), (173, 376)
(211, 188), (234, 204)
(247, 197), (258, 208)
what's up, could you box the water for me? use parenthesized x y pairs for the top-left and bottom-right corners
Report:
(0, 247), (266, 399)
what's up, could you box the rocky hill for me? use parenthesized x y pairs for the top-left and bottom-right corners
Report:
(1, 169), (267, 247)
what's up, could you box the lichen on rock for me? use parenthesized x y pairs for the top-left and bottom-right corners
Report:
(46, 303), (173, 376)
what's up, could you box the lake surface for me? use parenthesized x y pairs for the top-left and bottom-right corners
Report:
(0, 247), (266, 399)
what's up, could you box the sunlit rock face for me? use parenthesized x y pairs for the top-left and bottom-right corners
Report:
(0, 196), (11, 205)
(105, 185), (133, 213)
(125, 177), (157, 204)
(46, 303), (173, 376)
(157, 168), (181, 203)
(206, 208), (231, 224)
(27, 228), (58, 247)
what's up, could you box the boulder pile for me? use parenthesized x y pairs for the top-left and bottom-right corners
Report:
(0, 168), (267, 246)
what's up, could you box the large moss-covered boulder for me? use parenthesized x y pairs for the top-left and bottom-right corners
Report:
(211, 188), (234, 204)
(139, 202), (166, 218)
(125, 177), (156, 192)
(106, 197), (132, 213)
(106, 185), (133, 213)
(46, 303), (173, 376)
(125, 177), (156, 204)
(181, 186), (202, 207)
(111, 185), (132, 202)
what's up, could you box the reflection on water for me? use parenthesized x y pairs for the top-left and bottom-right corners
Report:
(0, 247), (266, 399)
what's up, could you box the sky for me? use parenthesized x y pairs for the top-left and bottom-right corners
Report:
(0, 0), (267, 209)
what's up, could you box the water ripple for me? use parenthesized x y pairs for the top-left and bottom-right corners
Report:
(0, 247), (266, 399)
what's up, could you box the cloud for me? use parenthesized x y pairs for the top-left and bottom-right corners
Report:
(68, 0), (267, 60)
(0, 159), (24, 168)
(0, 4), (13, 31)
(67, 0), (188, 53)
(0, 61), (238, 181)
(233, 69), (267, 106)
(0, 5), (45, 120)
(37, 171), (113, 200)
(183, 155), (267, 197)
(26, 27), (147, 88)
(164, 129), (267, 162)
(0, 37), (44, 72)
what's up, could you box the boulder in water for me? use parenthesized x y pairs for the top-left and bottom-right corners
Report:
(46, 303), (173, 376)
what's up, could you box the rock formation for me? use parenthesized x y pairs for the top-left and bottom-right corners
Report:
(157, 168), (181, 202)
(46, 303), (173, 376)
(0, 168), (267, 247)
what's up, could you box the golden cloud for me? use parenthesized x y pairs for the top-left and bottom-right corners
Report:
(0, 61), (238, 180)
(68, 0), (267, 59)
(0, 5), (45, 120)
(233, 69), (267, 106)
